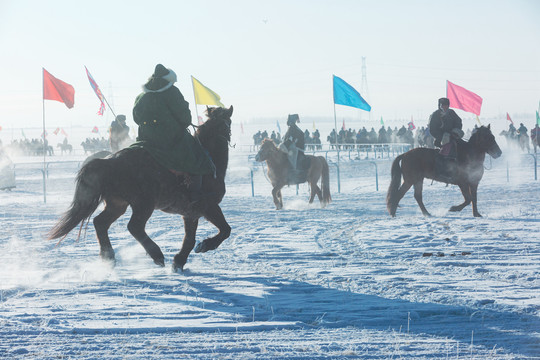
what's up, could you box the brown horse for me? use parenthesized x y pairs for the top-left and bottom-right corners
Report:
(255, 139), (331, 209)
(48, 106), (234, 272)
(387, 125), (502, 218)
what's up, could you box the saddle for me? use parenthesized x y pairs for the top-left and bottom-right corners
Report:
(434, 149), (460, 184)
(286, 155), (311, 184)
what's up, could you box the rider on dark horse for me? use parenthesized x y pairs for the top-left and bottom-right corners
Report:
(428, 97), (464, 183)
(131, 64), (215, 202)
(278, 114), (309, 182)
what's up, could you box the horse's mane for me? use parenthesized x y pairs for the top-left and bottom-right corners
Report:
(261, 138), (277, 148)
(194, 106), (233, 180)
(195, 107), (232, 142)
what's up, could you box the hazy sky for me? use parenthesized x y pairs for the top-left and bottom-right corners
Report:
(1, 0), (539, 135)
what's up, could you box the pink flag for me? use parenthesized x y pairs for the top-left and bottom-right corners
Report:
(92, 126), (99, 133)
(506, 112), (513, 124)
(61, 128), (68, 137)
(446, 81), (482, 116)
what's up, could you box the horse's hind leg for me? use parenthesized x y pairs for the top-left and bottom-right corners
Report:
(413, 181), (431, 216)
(195, 203), (231, 254)
(173, 217), (199, 272)
(93, 198), (128, 264)
(308, 181), (322, 204)
(450, 184), (471, 213)
(127, 202), (165, 266)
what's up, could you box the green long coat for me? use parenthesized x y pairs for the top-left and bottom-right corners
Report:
(131, 86), (215, 175)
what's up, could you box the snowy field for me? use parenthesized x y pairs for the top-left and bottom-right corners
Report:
(0, 145), (539, 359)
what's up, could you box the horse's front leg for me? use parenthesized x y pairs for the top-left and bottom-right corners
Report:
(272, 185), (284, 210)
(470, 183), (482, 217)
(173, 216), (198, 272)
(195, 203), (231, 254)
(449, 183), (471, 212)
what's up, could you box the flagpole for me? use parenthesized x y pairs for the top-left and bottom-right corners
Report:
(190, 76), (201, 127)
(41, 68), (47, 204)
(101, 94), (117, 119)
(333, 102), (339, 162)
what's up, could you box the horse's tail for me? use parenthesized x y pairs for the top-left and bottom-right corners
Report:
(320, 157), (332, 206)
(386, 154), (403, 217)
(48, 158), (108, 240)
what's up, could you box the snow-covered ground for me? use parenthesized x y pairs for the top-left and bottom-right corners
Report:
(0, 144), (539, 359)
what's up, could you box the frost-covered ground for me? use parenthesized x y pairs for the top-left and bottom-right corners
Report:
(0, 145), (539, 359)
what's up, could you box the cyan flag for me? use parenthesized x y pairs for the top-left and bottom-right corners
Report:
(333, 75), (371, 111)
(276, 120), (281, 133)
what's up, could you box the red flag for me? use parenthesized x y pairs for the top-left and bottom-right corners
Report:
(506, 112), (514, 124)
(53, 127), (60, 135)
(92, 126), (99, 133)
(342, 119), (346, 130)
(43, 68), (75, 108)
(446, 80), (482, 116)
(61, 128), (68, 137)
(197, 115), (204, 125)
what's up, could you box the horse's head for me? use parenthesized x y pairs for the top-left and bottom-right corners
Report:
(196, 106), (233, 143)
(255, 138), (278, 162)
(472, 124), (502, 159)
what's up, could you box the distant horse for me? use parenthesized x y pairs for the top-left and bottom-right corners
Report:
(255, 139), (331, 209)
(57, 143), (73, 155)
(517, 133), (530, 153)
(387, 125), (502, 218)
(533, 134), (539, 153)
(48, 106), (234, 272)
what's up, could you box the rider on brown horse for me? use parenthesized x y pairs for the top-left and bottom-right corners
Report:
(278, 114), (309, 181)
(428, 97), (464, 182)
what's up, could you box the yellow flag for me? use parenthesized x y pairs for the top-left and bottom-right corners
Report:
(191, 76), (224, 107)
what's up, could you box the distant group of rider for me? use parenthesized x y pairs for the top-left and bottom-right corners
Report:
(257, 97), (539, 184)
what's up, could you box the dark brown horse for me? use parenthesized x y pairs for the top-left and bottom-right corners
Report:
(255, 139), (331, 209)
(48, 106), (234, 272)
(387, 125), (502, 218)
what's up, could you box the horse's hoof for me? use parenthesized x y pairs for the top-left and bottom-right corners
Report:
(474, 213), (482, 218)
(153, 257), (165, 267)
(449, 206), (460, 212)
(195, 241), (214, 253)
(173, 256), (187, 271)
(100, 250), (116, 265)
(171, 263), (183, 273)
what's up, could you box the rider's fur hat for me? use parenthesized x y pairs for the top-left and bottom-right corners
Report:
(438, 98), (450, 107)
(143, 64), (177, 93)
(287, 114), (299, 125)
